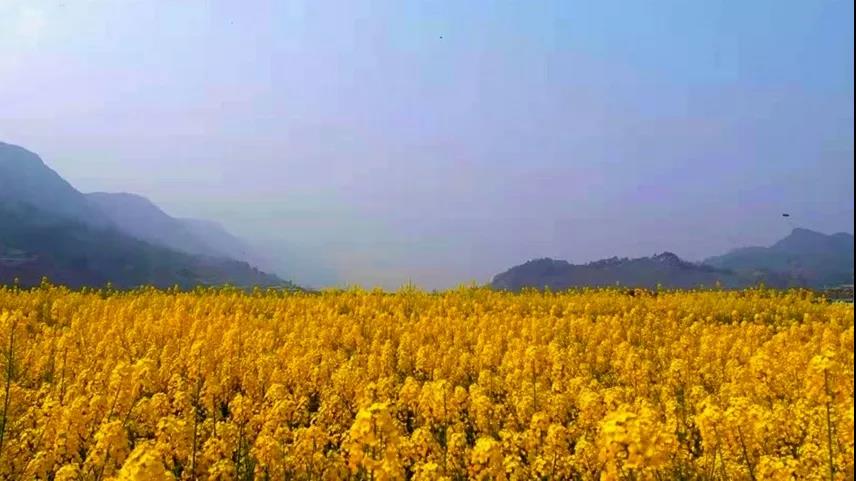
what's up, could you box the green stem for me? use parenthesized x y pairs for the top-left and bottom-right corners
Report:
(736, 425), (757, 481)
(0, 319), (16, 458)
(824, 370), (835, 481)
(191, 376), (202, 481)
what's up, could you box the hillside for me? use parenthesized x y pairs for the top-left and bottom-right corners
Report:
(86, 192), (219, 257)
(492, 228), (853, 291)
(705, 228), (854, 288)
(491, 252), (769, 291)
(179, 217), (269, 267)
(0, 202), (287, 289)
(0, 141), (109, 226)
(0, 141), (293, 289)
(87, 192), (272, 270)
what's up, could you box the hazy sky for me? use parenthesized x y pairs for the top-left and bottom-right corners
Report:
(1, 0), (853, 289)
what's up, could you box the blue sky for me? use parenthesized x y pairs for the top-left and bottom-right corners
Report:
(1, 0), (853, 288)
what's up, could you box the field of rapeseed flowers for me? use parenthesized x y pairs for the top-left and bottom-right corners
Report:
(0, 283), (852, 480)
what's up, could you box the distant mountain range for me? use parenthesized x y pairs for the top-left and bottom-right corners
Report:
(1, 141), (294, 289)
(4, 140), (853, 292)
(492, 230), (854, 291)
(704, 228), (854, 288)
(85, 191), (265, 267)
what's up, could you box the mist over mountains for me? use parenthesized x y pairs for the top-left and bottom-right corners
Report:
(1, 142), (292, 289)
(2, 140), (853, 291)
(85, 191), (265, 267)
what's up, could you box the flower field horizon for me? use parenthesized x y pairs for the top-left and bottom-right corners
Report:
(0, 284), (852, 480)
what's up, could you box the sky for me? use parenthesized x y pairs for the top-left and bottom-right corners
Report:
(1, 0), (853, 289)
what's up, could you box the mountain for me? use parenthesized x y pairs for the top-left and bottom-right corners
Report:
(491, 252), (766, 291)
(0, 202), (285, 289)
(86, 192), (271, 270)
(179, 217), (268, 266)
(0, 141), (109, 226)
(0, 141), (293, 289)
(492, 229), (854, 291)
(705, 228), (854, 288)
(86, 192), (219, 256)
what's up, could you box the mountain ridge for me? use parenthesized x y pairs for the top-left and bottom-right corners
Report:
(704, 228), (854, 288)
(86, 191), (221, 258)
(1, 141), (294, 289)
(491, 252), (763, 291)
(492, 229), (853, 291)
(0, 141), (111, 227)
(86, 191), (271, 269)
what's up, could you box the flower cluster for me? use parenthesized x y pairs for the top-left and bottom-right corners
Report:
(0, 284), (852, 480)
